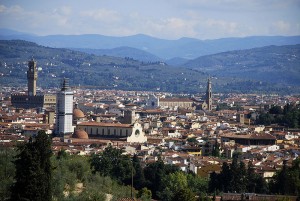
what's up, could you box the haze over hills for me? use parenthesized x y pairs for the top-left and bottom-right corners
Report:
(0, 40), (300, 94)
(72, 47), (162, 62)
(1, 29), (300, 61)
(183, 44), (300, 86)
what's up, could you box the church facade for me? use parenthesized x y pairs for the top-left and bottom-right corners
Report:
(76, 122), (147, 143)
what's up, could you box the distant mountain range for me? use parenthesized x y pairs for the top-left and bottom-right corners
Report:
(1, 29), (300, 62)
(1, 40), (300, 94)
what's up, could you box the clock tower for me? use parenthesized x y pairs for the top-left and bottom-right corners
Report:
(27, 59), (37, 96)
(206, 77), (212, 111)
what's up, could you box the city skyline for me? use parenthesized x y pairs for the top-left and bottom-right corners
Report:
(0, 0), (300, 40)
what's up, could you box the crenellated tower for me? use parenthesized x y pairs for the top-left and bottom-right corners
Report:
(27, 59), (38, 96)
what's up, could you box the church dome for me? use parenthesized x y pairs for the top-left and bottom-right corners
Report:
(73, 108), (85, 118)
(72, 129), (89, 139)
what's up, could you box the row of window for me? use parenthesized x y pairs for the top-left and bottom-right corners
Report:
(45, 99), (56, 102)
(83, 127), (129, 136)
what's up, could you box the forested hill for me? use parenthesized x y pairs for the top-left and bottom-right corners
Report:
(184, 44), (300, 86)
(0, 40), (299, 94)
(0, 40), (208, 93)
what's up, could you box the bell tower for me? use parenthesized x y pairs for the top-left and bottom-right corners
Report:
(55, 78), (74, 138)
(27, 59), (37, 96)
(206, 77), (212, 111)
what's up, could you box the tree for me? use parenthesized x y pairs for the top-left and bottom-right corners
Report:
(270, 158), (300, 196)
(269, 105), (283, 114)
(246, 161), (268, 194)
(219, 162), (231, 192)
(157, 171), (188, 201)
(144, 160), (179, 199)
(137, 187), (152, 201)
(246, 161), (256, 193)
(132, 154), (146, 190)
(0, 147), (16, 201)
(212, 141), (220, 157)
(187, 173), (208, 196)
(90, 145), (132, 184)
(173, 188), (196, 201)
(208, 171), (219, 193)
(10, 131), (52, 201)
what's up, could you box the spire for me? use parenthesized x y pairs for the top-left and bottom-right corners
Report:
(206, 77), (212, 111)
(61, 78), (70, 91)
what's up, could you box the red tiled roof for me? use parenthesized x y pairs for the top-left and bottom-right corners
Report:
(159, 98), (193, 102)
(220, 133), (276, 140)
(78, 122), (132, 128)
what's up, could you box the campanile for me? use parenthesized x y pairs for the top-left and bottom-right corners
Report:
(27, 59), (37, 96)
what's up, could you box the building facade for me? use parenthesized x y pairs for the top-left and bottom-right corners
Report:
(159, 98), (194, 109)
(27, 59), (37, 96)
(11, 59), (56, 109)
(77, 122), (147, 143)
(55, 78), (74, 137)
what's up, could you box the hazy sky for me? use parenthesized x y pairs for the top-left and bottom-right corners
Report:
(0, 0), (299, 39)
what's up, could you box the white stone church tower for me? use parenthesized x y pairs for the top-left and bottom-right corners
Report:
(55, 78), (73, 137)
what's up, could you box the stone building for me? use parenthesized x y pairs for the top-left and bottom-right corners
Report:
(11, 59), (56, 109)
(76, 122), (147, 143)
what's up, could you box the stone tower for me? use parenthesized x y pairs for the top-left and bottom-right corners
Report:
(27, 59), (37, 96)
(206, 77), (212, 111)
(123, 110), (136, 124)
(55, 78), (73, 138)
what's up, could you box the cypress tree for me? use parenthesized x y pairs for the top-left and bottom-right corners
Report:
(10, 131), (52, 201)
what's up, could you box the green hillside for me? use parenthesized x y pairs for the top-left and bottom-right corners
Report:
(0, 40), (299, 94)
(184, 45), (300, 86)
(0, 40), (208, 93)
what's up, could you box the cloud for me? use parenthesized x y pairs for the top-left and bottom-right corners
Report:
(0, 5), (6, 13)
(205, 19), (238, 33)
(272, 20), (291, 33)
(0, 1), (299, 39)
(80, 8), (120, 23)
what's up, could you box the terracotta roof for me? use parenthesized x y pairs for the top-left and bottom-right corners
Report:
(72, 129), (89, 139)
(73, 108), (85, 118)
(220, 133), (276, 140)
(78, 122), (132, 128)
(159, 98), (193, 102)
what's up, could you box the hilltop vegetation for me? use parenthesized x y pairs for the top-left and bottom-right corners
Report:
(0, 40), (208, 93)
(0, 40), (300, 94)
(184, 45), (300, 86)
(2, 134), (299, 200)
